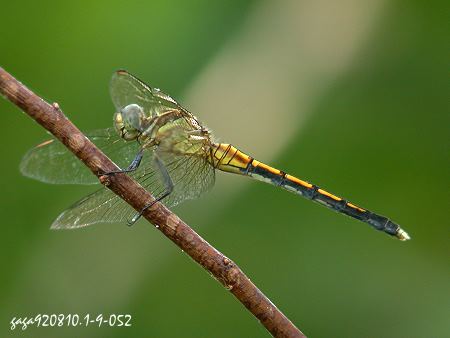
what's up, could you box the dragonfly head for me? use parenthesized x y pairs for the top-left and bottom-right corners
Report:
(114, 104), (145, 141)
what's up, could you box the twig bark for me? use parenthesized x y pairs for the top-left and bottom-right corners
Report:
(0, 67), (306, 338)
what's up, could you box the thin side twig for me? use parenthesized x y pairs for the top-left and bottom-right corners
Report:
(0, 67), (306, 338)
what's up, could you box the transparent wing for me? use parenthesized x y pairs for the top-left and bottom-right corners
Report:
(110, 70), (180, 118)
(156, 148), (215, 208)
(20, 129), (139, 185)
(52, 149), (215, 229)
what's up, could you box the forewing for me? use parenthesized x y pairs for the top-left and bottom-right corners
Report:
(20, 128), (139, 184)
(110, 70), (180, 118)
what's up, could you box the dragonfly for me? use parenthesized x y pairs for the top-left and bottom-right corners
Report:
(20, 70), (410, 241)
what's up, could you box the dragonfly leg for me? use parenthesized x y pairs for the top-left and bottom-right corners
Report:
(127, 153), (174, 226)
(103, 148), (144, 175)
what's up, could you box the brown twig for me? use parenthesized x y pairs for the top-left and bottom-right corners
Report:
(0, 67), (306, 338)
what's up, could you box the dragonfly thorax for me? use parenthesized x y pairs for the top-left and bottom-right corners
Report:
(114, 104), (147, 141)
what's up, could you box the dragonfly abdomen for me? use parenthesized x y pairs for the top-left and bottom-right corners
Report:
(212, 143), (409, 241)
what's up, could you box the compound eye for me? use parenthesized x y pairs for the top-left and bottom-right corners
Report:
(122, 104), (145, 131)
(113, 104), (146, 141)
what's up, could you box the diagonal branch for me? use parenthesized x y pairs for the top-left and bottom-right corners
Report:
(0, 67), (306, 338)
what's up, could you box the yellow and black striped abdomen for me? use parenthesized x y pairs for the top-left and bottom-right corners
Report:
(211, 143), (409, 241)
(210, 143), (252, 174)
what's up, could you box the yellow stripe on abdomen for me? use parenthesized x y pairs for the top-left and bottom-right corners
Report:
(212, 143), (367, 214)
(211, 143), (406, 239)
(285, 174), (313, 189)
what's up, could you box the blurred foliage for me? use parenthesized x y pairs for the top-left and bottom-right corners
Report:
(0, 0), (448, 337)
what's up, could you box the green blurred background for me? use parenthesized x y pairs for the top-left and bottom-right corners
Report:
(1, 1), (448, 337)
